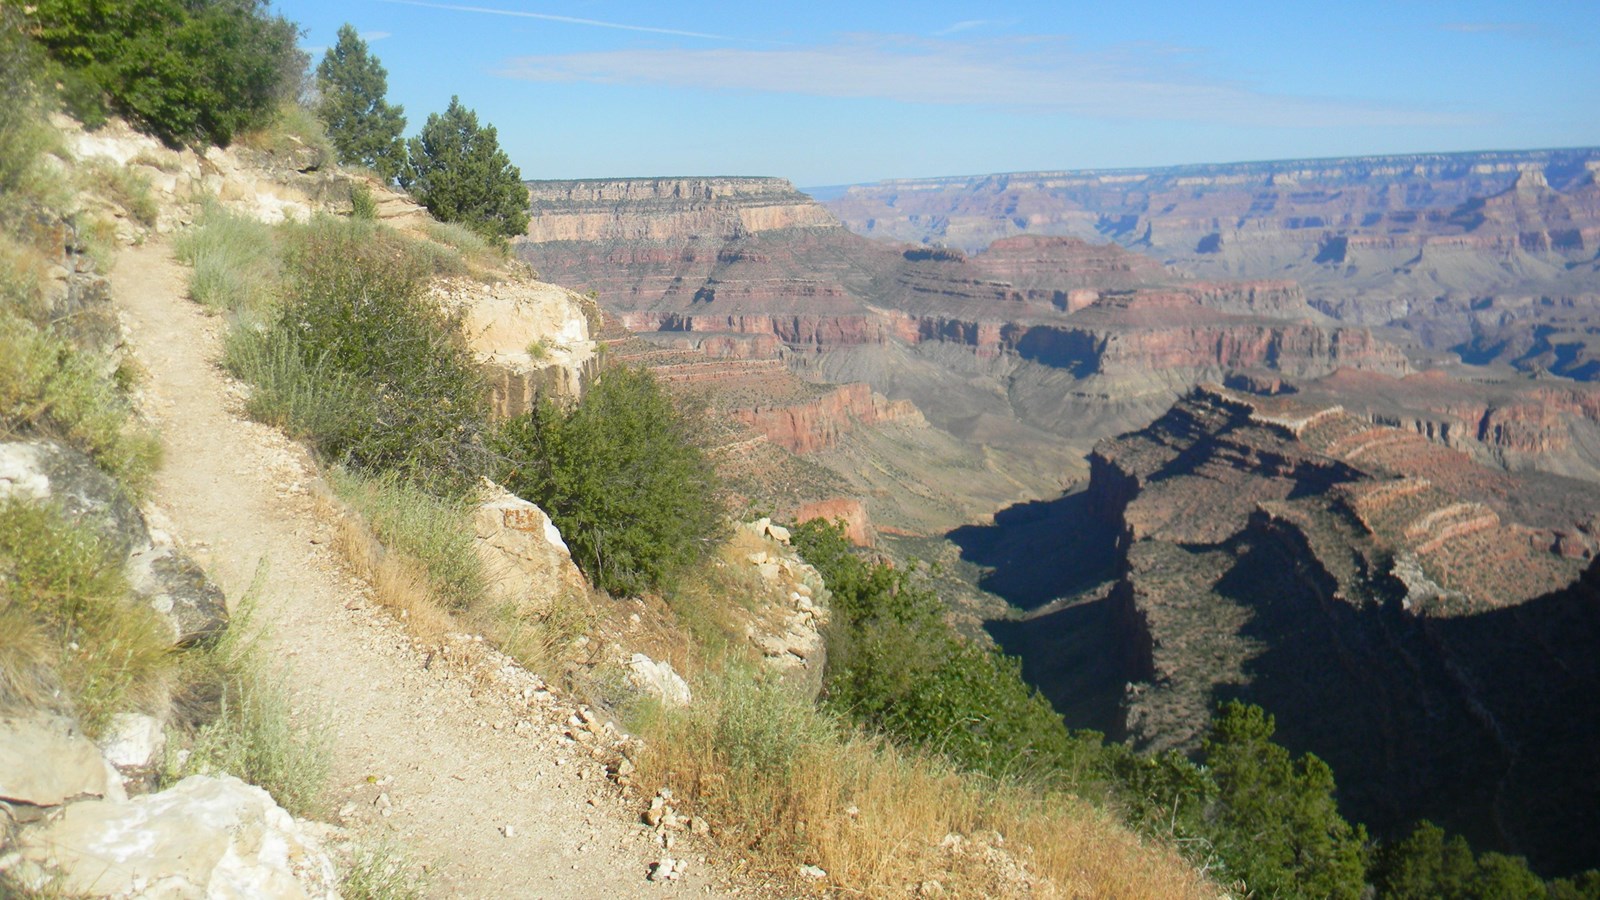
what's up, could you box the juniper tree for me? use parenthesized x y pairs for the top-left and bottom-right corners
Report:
(399, 96), (529, 241)
(315, 24), (406, 180)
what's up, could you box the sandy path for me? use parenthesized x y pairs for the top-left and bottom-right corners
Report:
(111, 240), (725, 899)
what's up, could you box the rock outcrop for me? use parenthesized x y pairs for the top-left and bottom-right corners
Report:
(0, 440), (227, 645)
(10, 775), (340, 899)
(472, 481), (590, 618)
(445, 277), (599, 416)
(1001, 386), (1600, 874)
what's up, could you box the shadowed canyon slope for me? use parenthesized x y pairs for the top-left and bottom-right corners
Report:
(517, 177), (1408, 533)
(983, 385), (1600, 875)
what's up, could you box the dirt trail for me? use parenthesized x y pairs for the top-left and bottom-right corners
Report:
(111, 240), (726, 898)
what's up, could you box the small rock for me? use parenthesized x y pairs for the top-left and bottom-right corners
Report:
(800, 864), (827, 880)
(502, 824), (516, 838)
(648, 857), (679, 882)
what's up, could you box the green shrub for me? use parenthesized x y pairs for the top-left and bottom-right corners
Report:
(223, 321), (357, 440)
(0, 498), (174, 737)
(26, 0), (305, 147)
(793, 519), (1100, 782)
(349, 181), (378, 220)
(492, 365), (724, 595)
(1201, 701), (1369, 899)
(400, 96), (529, 241)
(256, 216), (490, 495)
(172, 203), (281, 314)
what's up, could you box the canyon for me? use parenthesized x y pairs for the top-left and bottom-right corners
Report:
(515, 156), (1600, 877)
(518, 177), (1406, 535)
(986, 386), (1600, 874)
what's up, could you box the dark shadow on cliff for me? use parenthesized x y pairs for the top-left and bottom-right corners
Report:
(1212, 536), (1600, 878)
(946, 487), (1119, 611)
(947, 488), (1132, 738)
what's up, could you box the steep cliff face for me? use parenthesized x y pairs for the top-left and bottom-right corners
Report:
(731, 383), (922, 454)
(524, 177), (837, 243)
(1011, 386), (1600, 874)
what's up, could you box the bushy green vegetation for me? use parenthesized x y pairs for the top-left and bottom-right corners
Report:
(316, 24), (407, 181)
(172, 202), (281, 314)
(492, 365), (724, 595)
(793, 519), (1102, 781)
(224, 216), (490, 495)
(0, 499), (175, 738)
(400, 96), (530, 242)
(24, 0), (304, 147)
(1202, 701), (1368, 898)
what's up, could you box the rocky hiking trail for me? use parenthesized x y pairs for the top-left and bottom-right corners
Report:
(112, 239), (734, 898)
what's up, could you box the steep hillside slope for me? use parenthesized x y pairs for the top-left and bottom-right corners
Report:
(995, 385), (1600, 875)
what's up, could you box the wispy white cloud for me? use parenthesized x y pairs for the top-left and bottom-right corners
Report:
(496, 35), (1479, 128)
(361, 30), (393, 42)
(375, 0), (754, 42)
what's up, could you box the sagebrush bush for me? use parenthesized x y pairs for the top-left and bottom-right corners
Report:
(492, 365), (725, 595)
(173, 202), (281, 314)
(0, 499), (175, 737)
(272, 216), (489, 493)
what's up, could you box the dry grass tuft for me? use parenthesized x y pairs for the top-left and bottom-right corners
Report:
(331, 503), (455, 643)
(634, 673), (1217, 900)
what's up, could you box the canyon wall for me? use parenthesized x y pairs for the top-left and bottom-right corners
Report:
(1011, 386), (1600, 874)
(525, 177), (837, 243)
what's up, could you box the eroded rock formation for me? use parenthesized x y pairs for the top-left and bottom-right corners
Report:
(1006, 386), (1600, 874)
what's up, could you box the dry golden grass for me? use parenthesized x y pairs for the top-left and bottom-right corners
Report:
(634, 675), (1217, 900)
(330, 502), (455, 643)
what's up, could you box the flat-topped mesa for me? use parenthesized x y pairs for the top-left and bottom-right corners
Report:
(522, 176), (838, 243)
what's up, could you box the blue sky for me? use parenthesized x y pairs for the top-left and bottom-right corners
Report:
(273, 0), (1600, 187)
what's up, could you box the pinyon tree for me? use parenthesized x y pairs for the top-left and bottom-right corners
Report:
(315, 24), (406, 180)
(399, 96), (529, 241)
